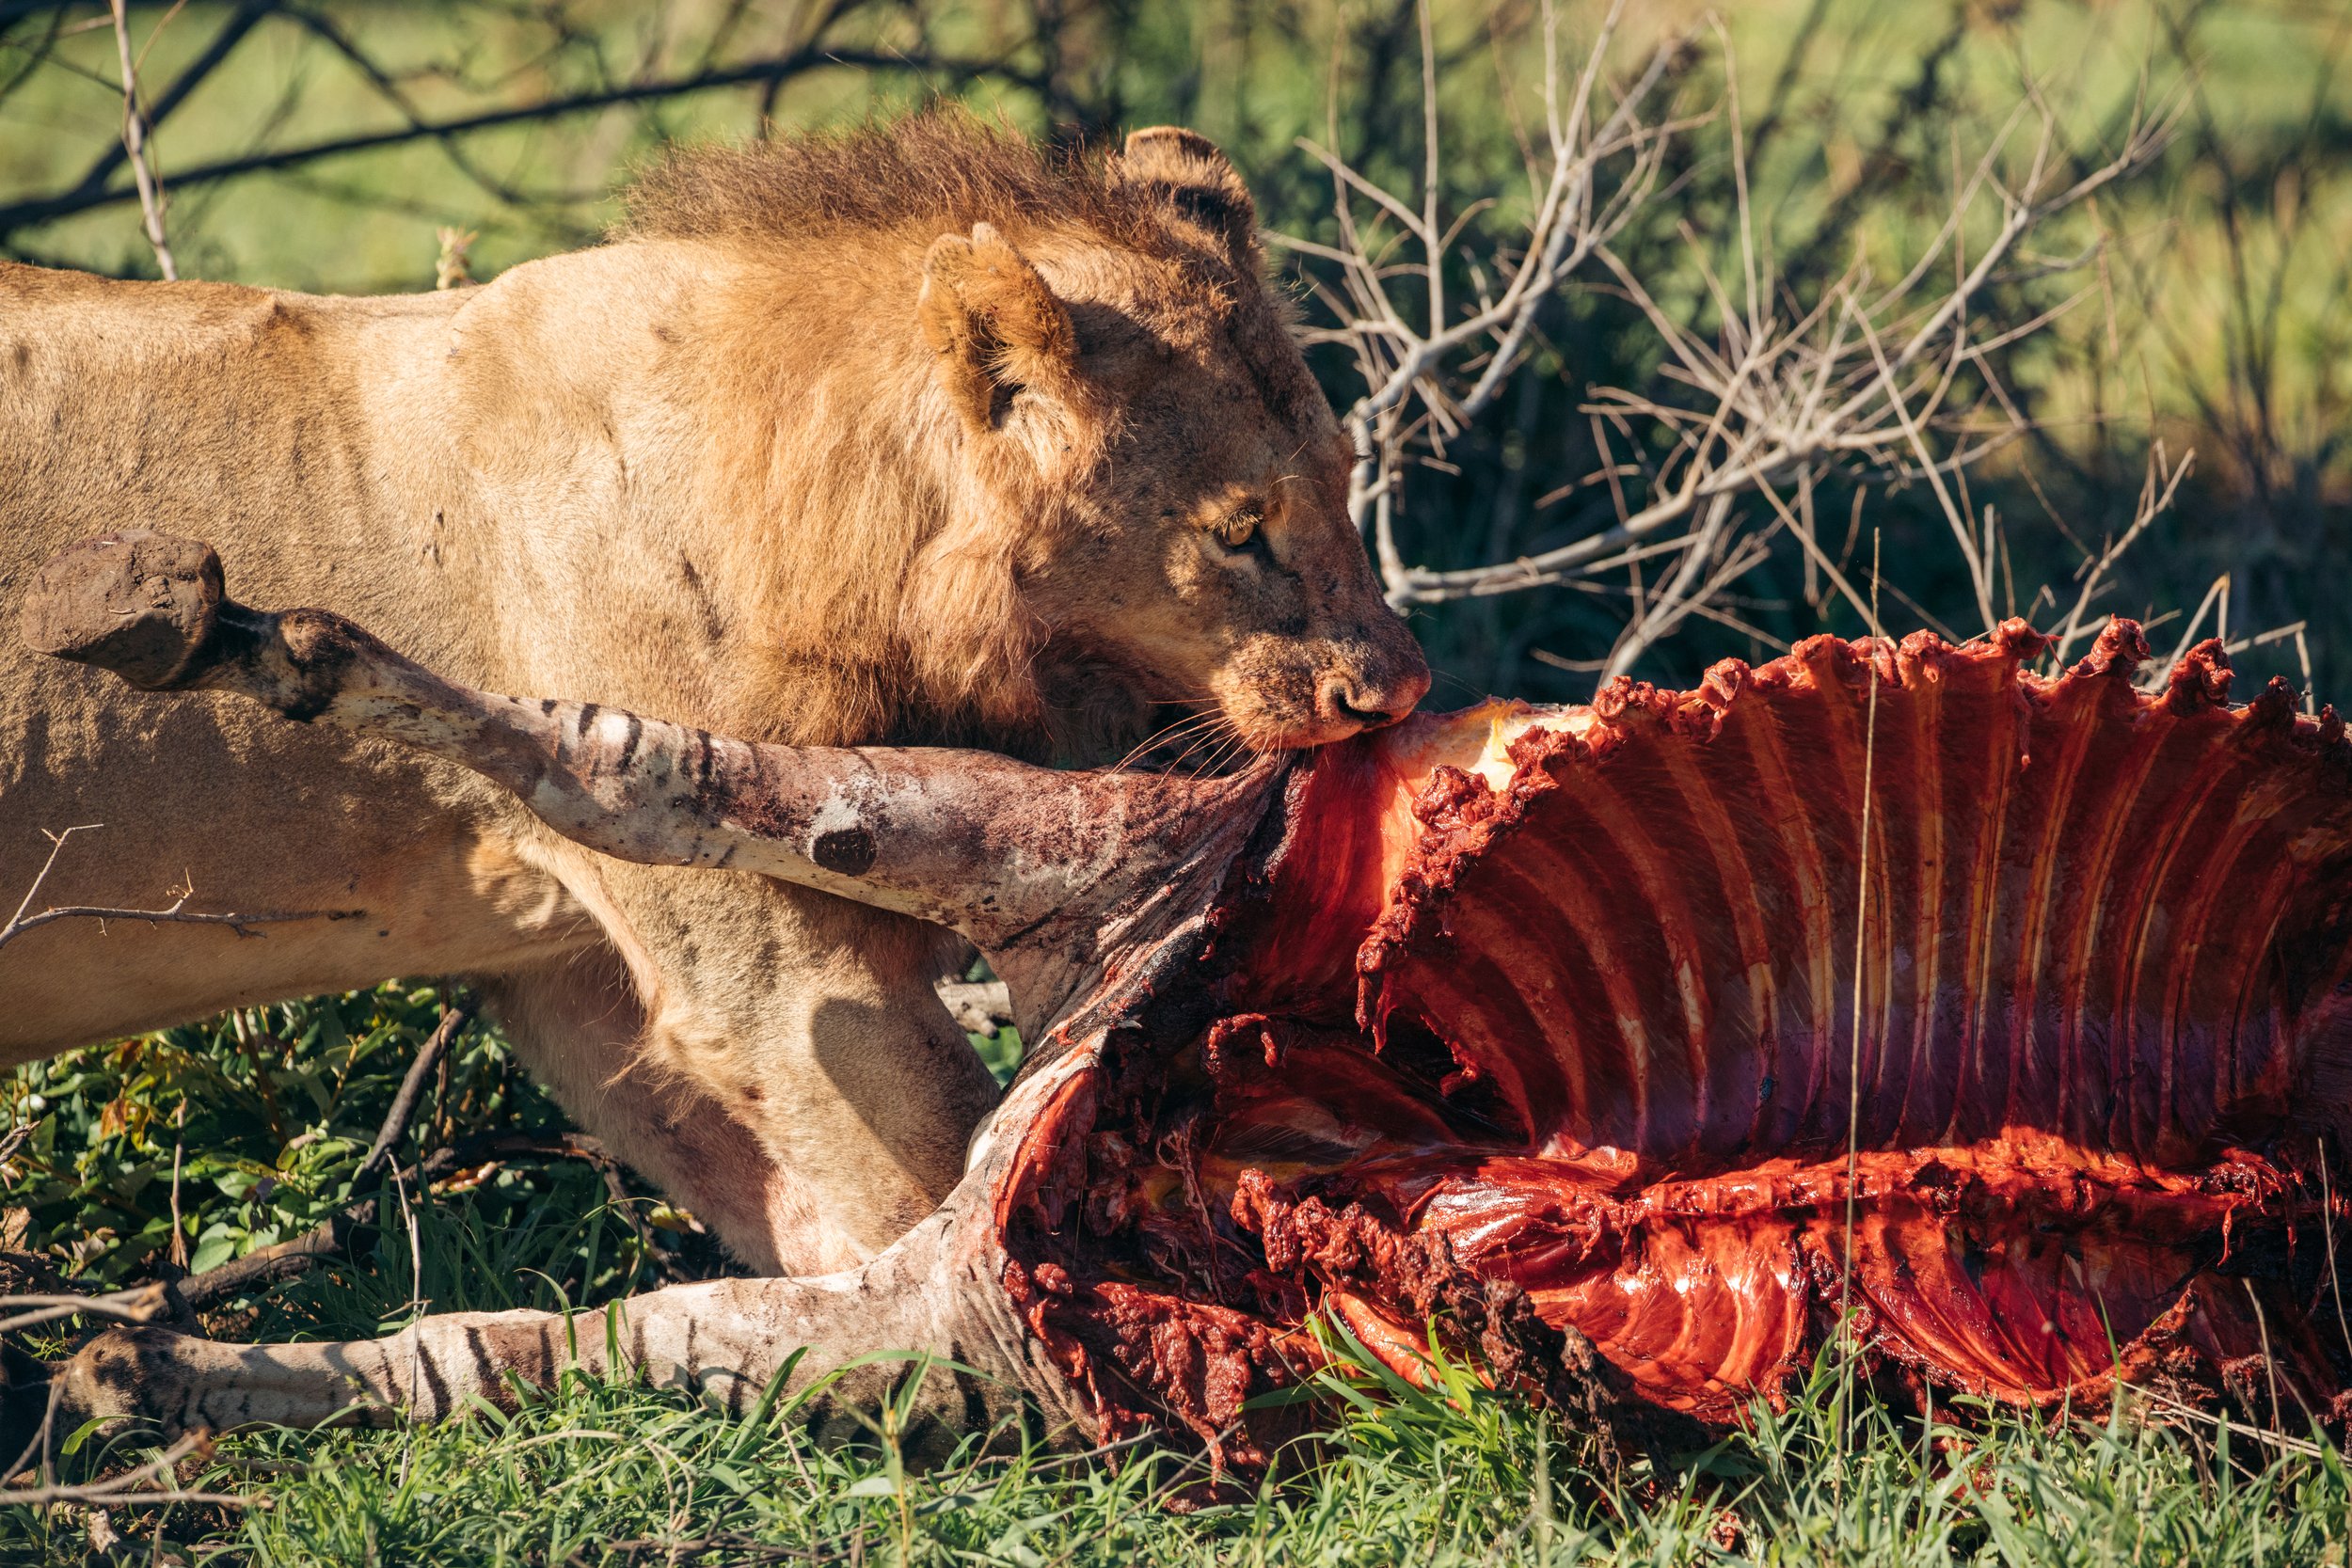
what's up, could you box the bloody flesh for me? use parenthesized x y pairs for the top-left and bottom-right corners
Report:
(996, 621), (2352, 1465)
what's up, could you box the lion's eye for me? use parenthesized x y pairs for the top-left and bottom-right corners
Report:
(1213, 511), (1263, 552)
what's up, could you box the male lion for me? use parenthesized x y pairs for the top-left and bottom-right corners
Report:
(0, 115), (1428, 1274)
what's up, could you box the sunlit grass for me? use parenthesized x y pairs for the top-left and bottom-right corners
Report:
(8, 1295), (2350, 1563)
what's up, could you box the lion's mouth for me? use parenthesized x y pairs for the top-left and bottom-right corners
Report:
(1232, 705), (1401, 754)
(993, 623), (2352, 1471)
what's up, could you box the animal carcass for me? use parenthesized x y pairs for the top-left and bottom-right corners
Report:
(15, 531), (2352, 1472)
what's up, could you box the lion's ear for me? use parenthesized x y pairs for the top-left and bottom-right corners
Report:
(916, 223), (1077, 435)
(1118, 126), (1257, 269)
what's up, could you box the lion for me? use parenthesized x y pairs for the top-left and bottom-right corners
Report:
(0, 114), (1429, 1275)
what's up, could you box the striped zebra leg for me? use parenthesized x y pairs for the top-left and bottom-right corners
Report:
(13, 1203), (1089, 1464)
(18, 530), (1260, 979)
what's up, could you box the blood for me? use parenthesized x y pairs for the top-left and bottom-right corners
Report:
(996, 620), (2352, 1467)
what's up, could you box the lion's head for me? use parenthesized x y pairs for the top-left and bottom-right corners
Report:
(630, 115), (1429, 758)
(909, 128), (1430, 754)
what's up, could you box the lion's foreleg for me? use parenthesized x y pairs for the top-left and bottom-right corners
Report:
(578, 861), (1004, 1268)
(475, 943), (861, 1276)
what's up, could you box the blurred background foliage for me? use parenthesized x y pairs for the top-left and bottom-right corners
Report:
(2, 0), (2350, 1286)
(2, 0), (2347, 703)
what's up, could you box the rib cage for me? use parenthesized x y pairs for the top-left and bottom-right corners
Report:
(1356, 619), (2352, 1169)
(1029, 619), (2352, 1441)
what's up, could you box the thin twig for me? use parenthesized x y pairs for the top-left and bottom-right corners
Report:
(2050, 443), (2193, 666)
(1836, 531), (1884, 1465)
(0, 1284), (170, 1338)
(166, 1099), (187, 1273)
(1, 825), (358, 954)
(106, 0), (175, 279)
(357, 1002), (474, 1191)
(0, 1433), (248, 1509)
(2118, 1383), (2331, 1460)
(0, 900), (345, 948)
(0, 822), (358, 958)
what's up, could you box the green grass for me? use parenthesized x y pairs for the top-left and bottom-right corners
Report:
(8, 1297), (2352, 1564)
(6, 987), (2352, 1564)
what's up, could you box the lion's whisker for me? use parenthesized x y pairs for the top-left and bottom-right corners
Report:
(1204, 732), (1255, 777)
(1109, 708), (1228, 774)
(1158, 718), (1239, 779)
(1170, 718), (1255, 782)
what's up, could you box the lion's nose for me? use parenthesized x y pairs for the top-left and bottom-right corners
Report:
(1318, 671), (1421, 730)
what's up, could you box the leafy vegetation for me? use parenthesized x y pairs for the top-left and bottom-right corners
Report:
(4, 987), (667, 1305)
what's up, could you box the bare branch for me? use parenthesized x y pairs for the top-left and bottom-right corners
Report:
(0, 824), (359, 954)
(2049, 441), (2194, 666)
(106, 0), (175, 278)
(1280, 15), (2175, 676)
(0, 1433), (246, 1510)
(0, 40), (1047, 241)
(357, 1002), (474, 1189)
(0, 1284), (172, 1338)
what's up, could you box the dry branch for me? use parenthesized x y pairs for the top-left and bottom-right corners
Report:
(354, 1002), (471, 1191)
(2049, 438), (2194, 667)
(0, 824), (356, 954)
(0, 1285), (170, 1338)
(105, 0), (174, 279)
(0, 3), (1053, 244)
(0, 1432), (246, 1510)
(1275, 2), (2181, 680)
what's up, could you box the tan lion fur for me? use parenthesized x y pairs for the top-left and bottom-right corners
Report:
(0, 112), (1427, 1274)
